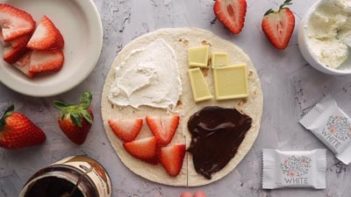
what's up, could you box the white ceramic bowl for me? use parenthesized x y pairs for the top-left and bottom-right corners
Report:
(298, 0), (351, 75)
(0, 0), (103, 97)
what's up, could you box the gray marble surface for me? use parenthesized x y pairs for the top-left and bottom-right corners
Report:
(1, 0), (351, 196)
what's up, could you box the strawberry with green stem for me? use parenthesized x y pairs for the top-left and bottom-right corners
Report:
(262, 0), (295, 49)
(0, 105), (46, 149)
(54, 91), (93, 145)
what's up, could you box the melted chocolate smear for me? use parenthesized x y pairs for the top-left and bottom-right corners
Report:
(187, 106), (252, 179)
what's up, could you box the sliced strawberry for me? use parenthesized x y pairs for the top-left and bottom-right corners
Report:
(27, 16), (64, 50)
(108, 118), (143, 142)
(146, 115), (180, 146)
(261, 0), (295, 49)
(0, 4), (35, 41)
(0, 33), (6, 46)
(3, 33), (31, 64)
(159, 144), (186, 177)
(14, 49), (64, 77)
(123, 137), (158, 164)
(13, 51), (33, 77)
(214, 0), (247, 34)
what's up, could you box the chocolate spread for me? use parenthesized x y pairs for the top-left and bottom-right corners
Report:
(187, 106), (252, 179)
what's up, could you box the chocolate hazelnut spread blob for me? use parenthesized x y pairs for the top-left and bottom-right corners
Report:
(187, 106), (252, 179)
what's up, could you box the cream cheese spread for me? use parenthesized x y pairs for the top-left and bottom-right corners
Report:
(306, 0), (351, 69)
(108, 39), (182, 110)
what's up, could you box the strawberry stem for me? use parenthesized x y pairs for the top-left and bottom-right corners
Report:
(53, 91), (93, 128)
(264, 0), (293, 16)
(0, 105), (14, 130)
(279, 0), (292, 10)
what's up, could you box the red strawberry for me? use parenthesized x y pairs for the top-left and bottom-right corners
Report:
(54, 91), (94, 145)
(108, 118), (143, 142)
(3, 34), (31, 64)
(159, 144), (186, 177)
(261, 0), (295, 49)
(0, 105), (46, 149)
(146, 115), (180, 146)
(123, 137), (158, 164)
(0, 4), (35, 41)
(14, 49), (64, 77)
(27, 16), (64, 50)
(214, 0), (247, 34)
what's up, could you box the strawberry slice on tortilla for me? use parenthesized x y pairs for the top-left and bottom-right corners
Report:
(146, 115), (180, 146)
(0, 4), (35, 41)
(108, 118), (143, 142)
(27, 16), (64, 50)
(159, 144), (186, 177)
(123, 137), (158, 164)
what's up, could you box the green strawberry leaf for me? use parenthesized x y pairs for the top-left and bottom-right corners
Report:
(264, 9), (274, 16)
(80, 91), (92, 109)
(70, 113), (82, 128)
(0, 105), (14, 130)
(53, 100), (69, 111)
(279, 0), (292, 10)
(81, 111), (93, 124)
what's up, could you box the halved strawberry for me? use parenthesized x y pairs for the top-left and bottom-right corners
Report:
(261, 0), (295, 49)
(108, 118), (143, 142)
(123, 137), (158, 164)
(146, 115), (180, 146)
(159, 144), (186, 177)
(0, 4), (35, 41)
(3, 34), (31, 64)
(14, 49), (64, 77)
(214, 0), (247, 34)
(27, 16), (64, 50)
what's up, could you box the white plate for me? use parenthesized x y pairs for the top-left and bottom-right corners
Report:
(0, 0), (103, 97)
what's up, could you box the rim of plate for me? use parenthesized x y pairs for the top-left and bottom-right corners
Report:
(0, 0), (103, 97)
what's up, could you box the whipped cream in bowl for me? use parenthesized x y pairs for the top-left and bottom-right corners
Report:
(298, 0), (351, 75)
(108, 39), (182, 110)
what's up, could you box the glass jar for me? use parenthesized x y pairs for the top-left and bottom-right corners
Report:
(20, 155), (112, 197)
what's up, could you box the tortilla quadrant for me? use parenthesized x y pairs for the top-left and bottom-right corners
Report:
(101, 28), (263, 187)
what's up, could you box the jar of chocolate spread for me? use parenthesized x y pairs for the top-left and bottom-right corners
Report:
(19, 155), (112, 197)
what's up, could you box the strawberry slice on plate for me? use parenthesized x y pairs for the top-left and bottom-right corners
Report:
(14, 49), (64, 77)
(123, 137), (158, 164)
(27, 16), (64, 50)
(214, 0), (247, 34)
(261, 0), (295, 49)
(3, 34), (31, 64)
(0, 4), (35, 41)
(146, 115), (180, 146)
(159, 144), (186, 177)
(108, 118), (143, 142)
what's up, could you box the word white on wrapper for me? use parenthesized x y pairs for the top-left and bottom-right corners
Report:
(300, 97), (351, 164)
(262, 149), (326, 189)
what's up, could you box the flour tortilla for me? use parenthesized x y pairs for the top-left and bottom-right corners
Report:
(101, 28), (263, 187)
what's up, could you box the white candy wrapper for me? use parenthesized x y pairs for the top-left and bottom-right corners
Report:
(300, 97), (351, 164)
(262, 149), (326, 189)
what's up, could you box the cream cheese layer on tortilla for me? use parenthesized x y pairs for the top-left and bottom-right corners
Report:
(101, 28), (263, 187)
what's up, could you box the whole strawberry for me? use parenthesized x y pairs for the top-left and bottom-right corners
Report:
(54, 91), (93, 145)
(261, 0), (295, 49)
(0, 105), (46, 149)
